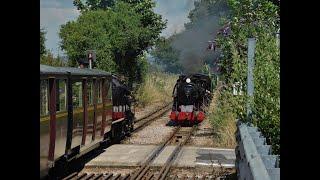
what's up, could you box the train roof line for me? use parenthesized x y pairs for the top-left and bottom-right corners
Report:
(40, 64), (112, 77)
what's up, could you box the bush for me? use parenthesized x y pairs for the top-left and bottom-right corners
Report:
(216, 0), (280, 154)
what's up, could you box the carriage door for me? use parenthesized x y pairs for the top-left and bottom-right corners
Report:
(102, 78), (112, 136)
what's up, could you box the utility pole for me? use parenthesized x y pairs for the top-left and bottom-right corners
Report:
(247, 38), (256, 122)
(86, 50), (96, 69)
(88, 53), (92, 69)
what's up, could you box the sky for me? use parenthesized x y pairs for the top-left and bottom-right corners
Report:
(40, 0), (80, 57)
(40, 0), (195, 57)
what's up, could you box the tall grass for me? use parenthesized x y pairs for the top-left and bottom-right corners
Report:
(208, 85), (237, 148)
(135, 72), (178, 107)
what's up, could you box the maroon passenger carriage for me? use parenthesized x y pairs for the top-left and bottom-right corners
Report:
(40, 65), (134, 179)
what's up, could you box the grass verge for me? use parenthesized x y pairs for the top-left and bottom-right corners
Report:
(134, 72), (178, 108)
(207, 85), (237, 148)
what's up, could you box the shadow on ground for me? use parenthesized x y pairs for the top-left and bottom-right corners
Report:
(43, 142), (113, 180)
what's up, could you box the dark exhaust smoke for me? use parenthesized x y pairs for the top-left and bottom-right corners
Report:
(154, 0), (230, 74)
(171, 15), (221, 73)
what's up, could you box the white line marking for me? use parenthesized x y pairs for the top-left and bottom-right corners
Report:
(196, 147), (235, 151)
(196, 162), (235, 167)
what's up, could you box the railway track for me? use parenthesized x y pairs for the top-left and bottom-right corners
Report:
(134, 102), (172, 123)
(130, 125), (197, 180)
(62, 172), (232, 180)
(58, 102), (172, 180)
(62, 172), (230, 180)
(151, 126), (197, 180)
(133, 102), (172, 132)
(64, 125), (199, 180)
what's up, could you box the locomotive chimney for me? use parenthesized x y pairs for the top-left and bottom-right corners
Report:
(77, 58), (89, 69)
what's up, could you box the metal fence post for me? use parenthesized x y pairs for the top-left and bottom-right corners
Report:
(276, 28), (280, 48)
(247, 38), (256, 122)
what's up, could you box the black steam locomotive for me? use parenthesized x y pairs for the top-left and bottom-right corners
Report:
(170, 73), (213, 124)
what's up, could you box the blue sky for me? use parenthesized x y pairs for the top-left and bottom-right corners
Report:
(40, 0), (80, 56)
(40, 0), (194, 57)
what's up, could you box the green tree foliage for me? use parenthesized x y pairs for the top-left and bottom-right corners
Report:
(216, 0), (280, 154)
(186, 0), (230, 29)
(40, 51), (66, 67)
(40, 28), (47, 57)
(73, 0), (166, 49)
(150, 37), (183, 74)
(40, 27), (66, 66)
(135, 52), (149, 83)
(73, 0), (115, 11)
(61, 1), (166, 85)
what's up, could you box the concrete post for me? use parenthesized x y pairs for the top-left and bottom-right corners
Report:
(247, 38), (256, 122)
(276, 29), (280, 49)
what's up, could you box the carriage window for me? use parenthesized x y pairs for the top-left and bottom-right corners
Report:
(97, 80), (102, 103)
(87, 81), (93, 105)
(102, 79), (112, 100)
(72, 82), (82, 108)
(106, 82), (112, 100)
(57, 80), (67, 112)
(40, 80), (48, 116)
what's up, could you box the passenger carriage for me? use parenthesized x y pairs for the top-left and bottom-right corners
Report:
(40, 65), (134, 178)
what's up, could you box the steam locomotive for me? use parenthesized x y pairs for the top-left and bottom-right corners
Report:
(169, 73), (212, 124)
(40, 65), (134, 179)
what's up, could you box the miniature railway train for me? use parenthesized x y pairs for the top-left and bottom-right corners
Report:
(170, 73), (213, 124)
(40, 65), (135, 179)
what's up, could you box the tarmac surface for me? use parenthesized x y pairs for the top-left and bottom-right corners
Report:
(85, 144), (235, 168)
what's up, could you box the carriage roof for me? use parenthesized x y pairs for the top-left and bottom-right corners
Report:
(40, 64), (111, 77)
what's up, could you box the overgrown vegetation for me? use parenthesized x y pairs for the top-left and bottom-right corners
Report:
(165, 0), (279, 154)
(215, 0), (280, 154)
(208, 85), (236, 148)
(135, 71), (177, 107)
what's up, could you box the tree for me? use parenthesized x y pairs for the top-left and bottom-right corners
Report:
(73, 0), (166, 49)
(40, 51), (66, 67)
(185, 0), (230, 29)
(60, 1), (165, 84)
(40, 28), (66, 66)
(150, 37), (183, 74)
(73, 0), (116, 11)
(40, 28), (47, 57)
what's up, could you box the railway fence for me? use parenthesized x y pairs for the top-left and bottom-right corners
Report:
(235, 121), (280, 180)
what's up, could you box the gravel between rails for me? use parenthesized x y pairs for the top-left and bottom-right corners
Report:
(79, 166), (138, 175)
(122, 111), (175, 145)
(168, 167), (236, 179)
(134, 101), (170, 120)
(187, 118), (216, 147)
